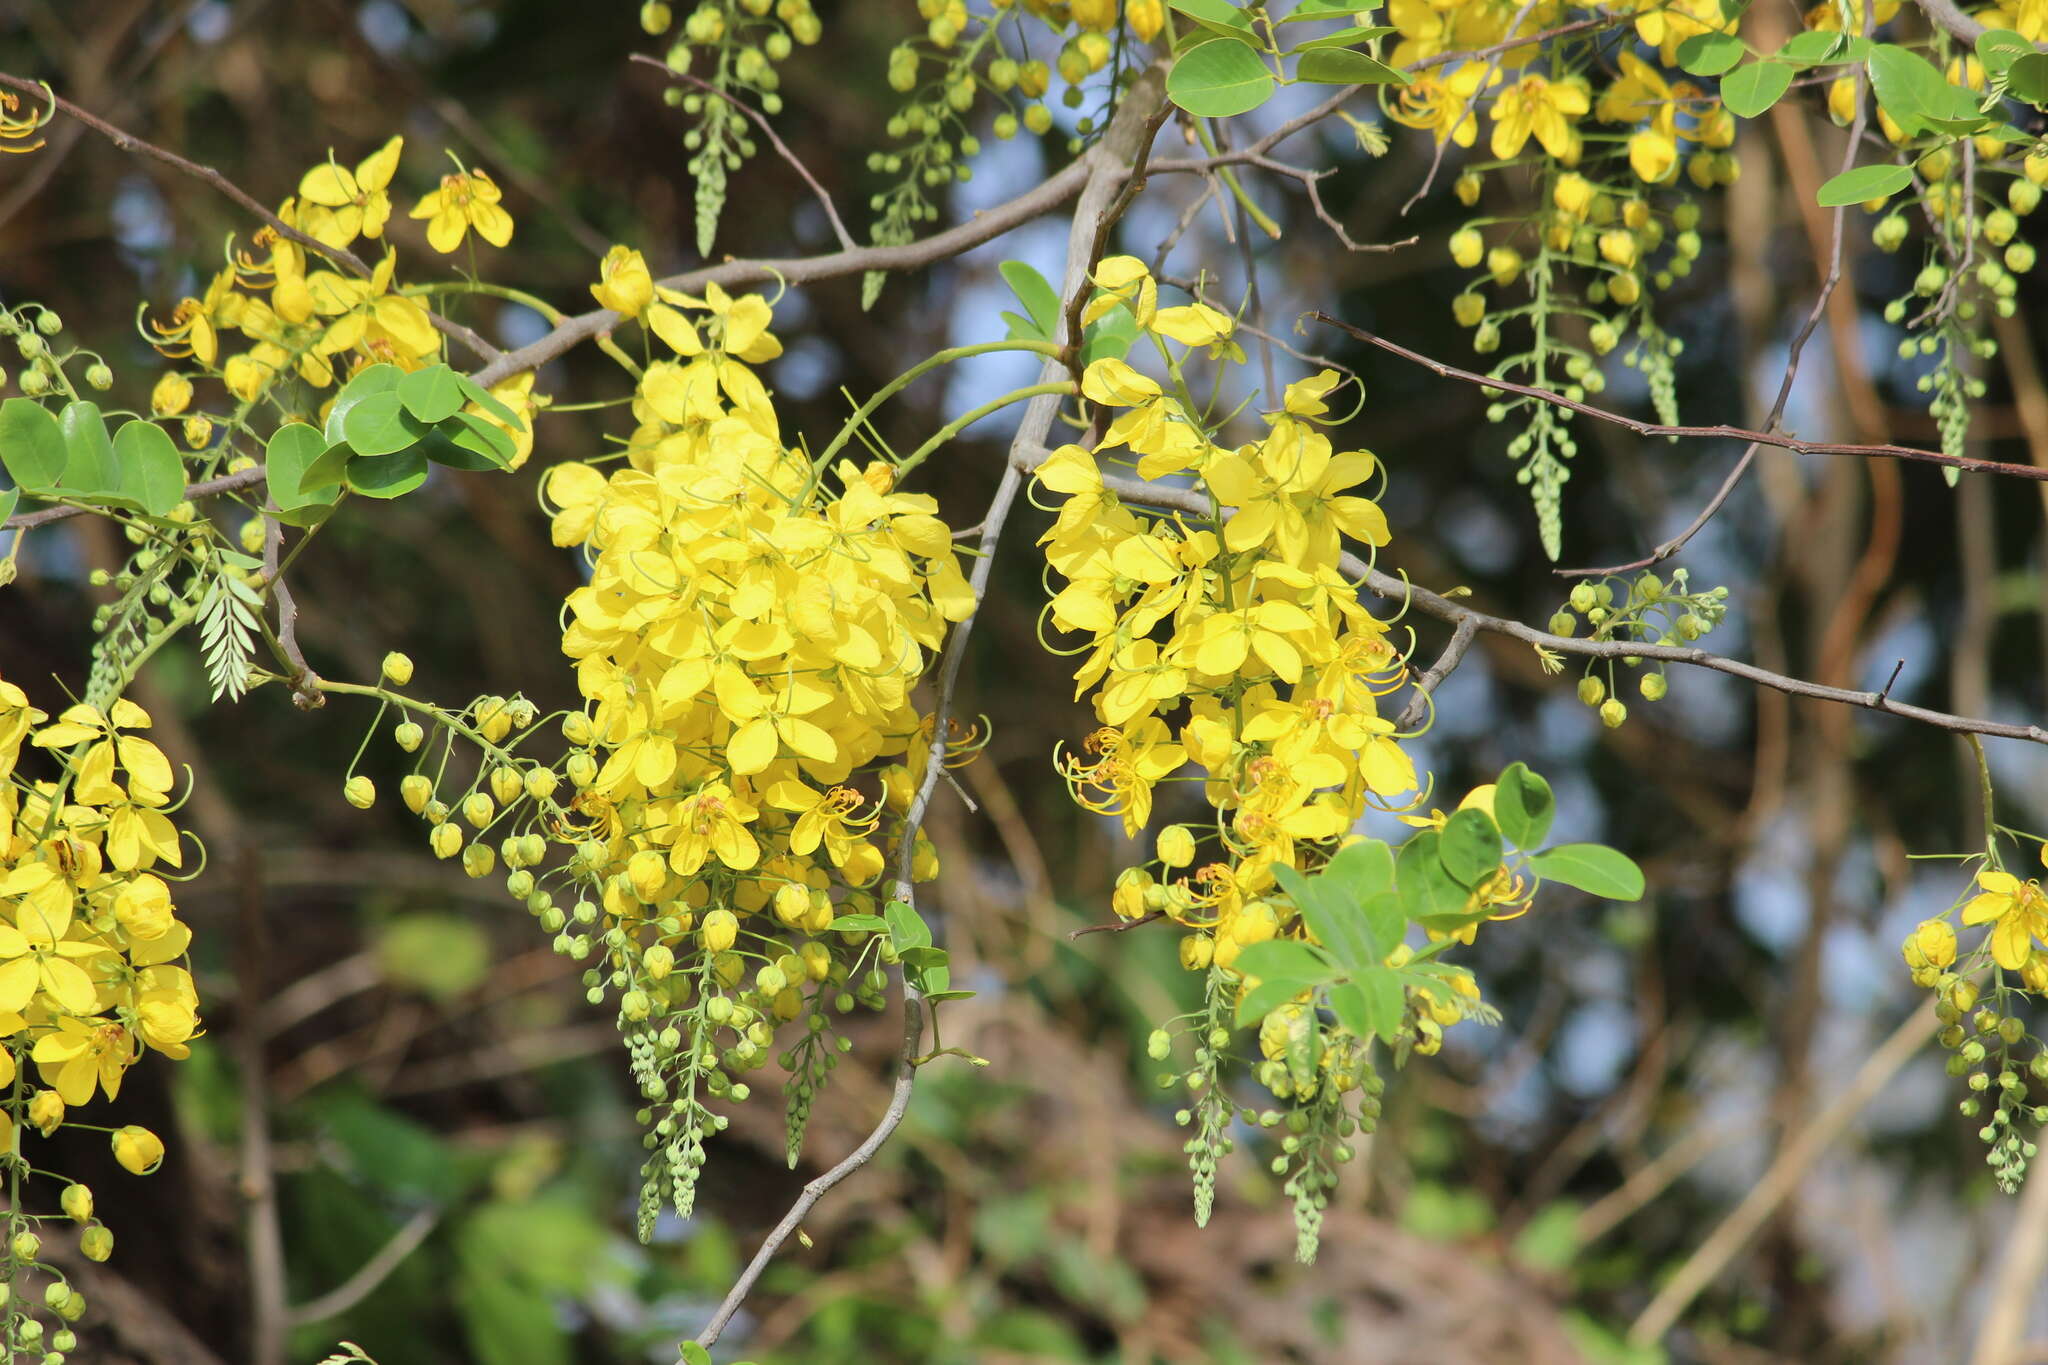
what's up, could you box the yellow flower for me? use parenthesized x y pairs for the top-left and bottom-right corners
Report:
(32, 698), (174, 807)
(1390, 63), (1498, 148)
(666, 782), (761, 876)
(410, 165), (513, 252)
(1491, 74), (1590, 163)
(32, 1016), (135, 1106)
(149, 372), (194, 417)
(110, 1125), (165, 1175)
(592, 245), (655, 317)
(1962, 869), (2048, 971)
(767, 782), (878, 868)
(0, 89), (47, 154)
(297, 135), (402, 249)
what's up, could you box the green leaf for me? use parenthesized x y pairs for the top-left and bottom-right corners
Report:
(1286, 24), (1395, 52)
(323, 362), (402, 445)
(265, 421), (341, 512)
(2006, 51), (2048, 104)
(0, 398), (66, 488)
(1978, 27), (2033, 80)
(1080, 306), (1138, 365)
(1169, 0), (1256, 43)
(1493, 762), (1554, 850)
(680, 1344), (713, 1365)
(1439, 808), (1502, 887)
(298, 442), (354, 496)
(376, 913), (492, 1001)
(0, 487), (16, 525)
(1329, 969), (1404, 1044)
(1232, 939), (1334, 987)
(453, 372), (520, 427)
(828, 913), (891, 933)
(397, 365), (467, 423)
(1816, 162), (1915, 206)
(342, 390), (430, 457)
(999, 260), (1060, 341)
(440, 412), (517, 469)
(1776, 30), (1866, 66)
(1719, 60), (1792, 118)
(1168, 38), (1276, 117)
(884, 897), (932, 951)
(1528, 843), (1645, 901)
(1677, 31), (1745, 77)
(57, 401), (119, 496)
(1235, 976), (1311, 1025)
(1321, 838), (1394, 900)
(1869, 43), (1982, 135)
(111, 419), (185, 516)
(344, 447), (429, 500)
(1396, 829), (1468, 920)
(1278, 0), (1380, 21)
(1295, 46), (1407, 85)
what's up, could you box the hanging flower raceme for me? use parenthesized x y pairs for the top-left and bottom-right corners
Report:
(0, 672), (195, 1293)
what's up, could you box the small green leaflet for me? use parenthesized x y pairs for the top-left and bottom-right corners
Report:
(110, 419), (186, 516)
(1327, 970), (1404, 1044)
(1492, 762), (1554, 849)
(1295, 47), (1407, 86)
(999, 260), (1060, 342)
(0, 398), (65, 489)
(58, 400), (118, 496)
(1816, 163), (1914, 207)
(1168, 38), (1276, 118)
(1719, 61), (1792, 118)
(1676, 31), (1744, 77)
(1776, 30), (1866, 66)
(1527, 843), (1645, 901)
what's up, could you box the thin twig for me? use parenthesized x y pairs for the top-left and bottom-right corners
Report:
(1069, 909), (1165, 939)
(0, 70), (501, 364)
(262, 507), (323, 710)
(1403, 0), (1541, 215)
(693, 995), (925, 1348)
(1310, 313), (2048, 484)
(1009, 441), (2048, 745)
(5, 466), (265, 532)
(1396, 615), (1476, 730)
(631, 54), (856, 253)
(1625, 1004), (1940, 1346)
(236, 844), (289, 1365)
(286, 1207), (442, 1328)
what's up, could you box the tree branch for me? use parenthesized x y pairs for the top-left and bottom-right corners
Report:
(1310, 312), (2048, 484)
(286, 1208), (441, 1329)
(1009, 442), (2048, 746)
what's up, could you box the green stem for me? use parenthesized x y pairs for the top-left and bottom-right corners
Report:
(894, 382), (1075, 476)
(1194, 121), (1282, 240)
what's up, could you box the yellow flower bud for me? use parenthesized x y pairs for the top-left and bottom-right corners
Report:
(774, 882), (811, 926)
(400, 774), (433, 814)
(461, 843), (495, 878)
(524, 768), (559, 801)
(1179, 933), (1214, 971)
(27, 1090), (63, 1138)
(430, 822), (462, 859)
(562, 712), (595, 746)
(842, 840), (885, 886)
(591, 245), (654, 317)
(1913, 918), (1957, 969)
(182, 415), (213, 450)
(343, 775), (376, 810)
(1552, 172), (1595, 219)
(60, 1184), (92, 1222)
(878, 763), (915, 814)
(462, 792), (495, 829)
(643, 944), (675, 980)
(773, 985), (803, 1021)
(150, 371), (193, 417)
(912, 837), (940, 882)
(1598, 229), (1638, 269)
(1449, 227), (1485, 269)
(566, 751), (598, 787)
(1156, 824), (1195, 869)
(1128, 0), (1163, 40)
(1112, 867), (1153, 920)
(628, 849), (667, 901)
(1486, 245), (1523, 287)
(10, 1232), (38, 1262)
(79, 1226), (112, 1262)
(113, 875), (174, 940)
(110, 1125), (165, 1176)
(703, 908), (739, 953)
(381, 651), (414, 685)
(488, 765), (522, 806)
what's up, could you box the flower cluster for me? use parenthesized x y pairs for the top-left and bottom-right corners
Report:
(143, 137), (515, 437)
(538, 276), (974, 1227)
(0, 673), (197, 1350)
(1902, 845), (2048, 1192)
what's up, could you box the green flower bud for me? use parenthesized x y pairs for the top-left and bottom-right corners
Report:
(343, 776), (375, 809)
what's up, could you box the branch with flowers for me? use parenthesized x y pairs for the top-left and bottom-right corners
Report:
(5, 0), (2048, 1359)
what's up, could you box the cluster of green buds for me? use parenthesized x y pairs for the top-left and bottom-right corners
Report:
(2, 1176), (127, 1363)
(1548, 569), (1729, 729)
(645, 0), (824, 253)
(1928, 970), (2048, 1195)
(1, 303), (112, 401)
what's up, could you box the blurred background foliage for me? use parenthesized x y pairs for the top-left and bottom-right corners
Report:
(2, 1), (2048, 1362)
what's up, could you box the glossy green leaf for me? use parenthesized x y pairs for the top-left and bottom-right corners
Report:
(1493, 762), (1554, 849)
(397, 364), (467, 423)
(1321, 838), (1395, 900)
(1278, 0), (1380, 20)
(1528, 843), (1645, 901)
(0, 398), (66, 489)
(1816, 162), (1914, 206)
(266, 421), (341, 511)
(1168, 38), (1275, 117)
(999, 260), (1060, 340)
(344, 447), (429, 500)
(1677, 31), (1744, 76)
(2006, 51), (2048, 104)
(1169, 0), (1256, 43)
(1295, 46), (1407, 85)
(1396, 829), (1467, 920)
(443, 412), (517, 469)
(342, 391), (430, 457)
(680, 1345), (713, 1365)
(1776, 30), (1866, 65)
(453, 372), (520, 427)
(298, 442), (354, 496)
(828, 913), (891, 933)
(1978, 27), (2033, 80)
(58, 401), (119, 496)
(1080, 306), (1138, 365)
(1438, 807), (1502, 887)
(0, 488), (16, 525)
(323, 362), (402, 446)
(1719, 60), (1792, 118)
(1231, 938), (1334, 987)
(1287, 24), (1396, 52)
(111, 419), (186, 516)
(884, 897), (932, 951)
(1329, 969), (1404, 1044)
(1869, 43), (1981, 135)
